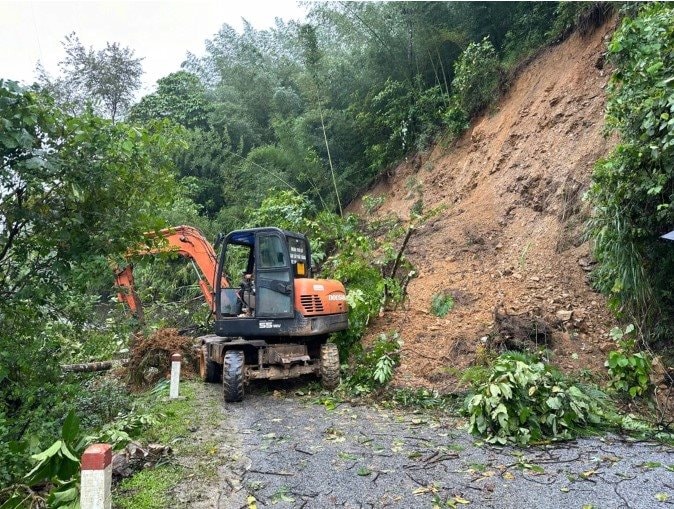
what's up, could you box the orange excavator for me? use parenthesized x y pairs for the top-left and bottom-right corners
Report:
(114, 225), (224, 320)
(115, 225), (348, 401)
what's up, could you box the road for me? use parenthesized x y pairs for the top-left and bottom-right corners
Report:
(175, 382), (674, 509)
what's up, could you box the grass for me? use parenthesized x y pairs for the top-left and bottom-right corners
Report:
(114, 381), (222, 508)
(137, 382), (198, 444)
(116, 466), (184, 509)
(518, 241), (531, 270)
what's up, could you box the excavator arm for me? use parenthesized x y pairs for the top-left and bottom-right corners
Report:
(114, 225), (227, 318)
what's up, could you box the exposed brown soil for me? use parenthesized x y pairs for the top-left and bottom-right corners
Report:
(350, 22), (620, 392)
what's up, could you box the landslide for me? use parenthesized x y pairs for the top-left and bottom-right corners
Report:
(351, 22), (619, 391)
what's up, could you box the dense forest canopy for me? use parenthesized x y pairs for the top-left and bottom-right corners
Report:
(126, 1), (590, 226)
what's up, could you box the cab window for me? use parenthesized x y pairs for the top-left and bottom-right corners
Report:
(258, 235), (286, 268)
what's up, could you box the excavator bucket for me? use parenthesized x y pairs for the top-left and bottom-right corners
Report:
(114, 264), (144, 320)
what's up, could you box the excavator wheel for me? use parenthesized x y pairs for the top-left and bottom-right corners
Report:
(199, 345), (221, 383)
(223, 350), (245, 402)
(320, 343), (340, 390)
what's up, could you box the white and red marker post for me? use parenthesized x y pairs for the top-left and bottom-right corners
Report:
(169, 353), (182, 399)
(80, 443), (112, 509)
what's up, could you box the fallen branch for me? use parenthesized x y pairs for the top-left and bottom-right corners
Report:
(61, 359), (128, 373)
(247, 469), (294, 477)
(390, 225), (415, 280)
(293, 445), (314, 455)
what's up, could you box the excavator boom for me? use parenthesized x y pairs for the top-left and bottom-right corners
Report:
(114, 225), (226, 317)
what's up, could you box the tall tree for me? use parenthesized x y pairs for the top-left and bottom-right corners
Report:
(128, 71), (211, 129)
(36, 32), (143, 121)
(0, 80), (181, 454)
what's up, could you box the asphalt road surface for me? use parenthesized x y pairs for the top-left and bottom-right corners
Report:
(190, 383), (674, 509)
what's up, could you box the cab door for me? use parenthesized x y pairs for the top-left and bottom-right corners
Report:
(254, 232), (294, 318)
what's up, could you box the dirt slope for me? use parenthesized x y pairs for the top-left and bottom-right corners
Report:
(351, 22), (619, 391)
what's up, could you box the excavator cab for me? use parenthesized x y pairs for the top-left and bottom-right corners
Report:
(212, 227), (347, 340)
(216, 228), (311, 320)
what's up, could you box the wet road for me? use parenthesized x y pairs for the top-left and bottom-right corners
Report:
(186, 383), (674, 509)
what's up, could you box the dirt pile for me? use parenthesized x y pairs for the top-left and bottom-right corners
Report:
(351, 22), (619, 391)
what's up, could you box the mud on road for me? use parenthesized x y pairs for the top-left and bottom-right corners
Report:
(172, 382), (674, 509)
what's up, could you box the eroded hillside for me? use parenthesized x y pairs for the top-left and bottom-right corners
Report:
(351, 22), (619, 390)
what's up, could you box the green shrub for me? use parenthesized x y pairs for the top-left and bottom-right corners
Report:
(358, 78), (446, 172)
(450, 37), (502, 119)
(86, 410), (159, 450)
(76, 377), (133, 430)
(587, 4), (674, 340)
(431, 292), (455, 317)
(1, 411), (85, 508)
(501, 3), (559, 67)
(344, 332), (402, 393)
(465, 353), (611, 445)
(443, 105), (469, 140)
(0, 411), (31, 488)
(605, 324), (652, 398)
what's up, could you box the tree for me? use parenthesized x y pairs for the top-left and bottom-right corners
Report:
(0, 80), (182, 476)
(37, 32), (143, 121)
(128, 71), (211, 129)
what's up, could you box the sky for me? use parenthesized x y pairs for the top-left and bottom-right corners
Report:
(0, 0), (308, 94)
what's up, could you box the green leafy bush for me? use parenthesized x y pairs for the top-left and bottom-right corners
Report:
(2, 411), (85, 508)
(0, 412), (31, 488)
(85, 410), (159, 450)
(431, 292), (455, 317)
(344, 332), (402, 393)
(358, 79), (446, 172)
(465, 353), (611, 445)
(501, 3), (560, 67)
(606, 351), (651, 397)
(605, 324), (652, 397)
(587, 4), (674, 340)
(75, 378), (134, 430)
(443, 105), (469, 140)
(450, 38), (502, 119)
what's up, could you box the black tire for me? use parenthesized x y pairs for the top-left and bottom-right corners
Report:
(199, 345), (221, 383)
(320, 343), (340, 390)
(223, 350), (245, 402)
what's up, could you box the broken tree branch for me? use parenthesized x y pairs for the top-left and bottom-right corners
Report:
(61, 359), (128, 373)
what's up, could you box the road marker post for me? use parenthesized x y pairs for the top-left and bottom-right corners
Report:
(80, 443), (112, 509)
(170, 353), (182, 399)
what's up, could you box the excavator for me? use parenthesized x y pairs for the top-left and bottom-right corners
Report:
(115, 225), (348, 401)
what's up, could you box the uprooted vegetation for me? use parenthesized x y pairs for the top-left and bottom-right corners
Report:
(489, 307), (555, 353)
(465, 352), (613, 445)
(127, 328), (198, 389)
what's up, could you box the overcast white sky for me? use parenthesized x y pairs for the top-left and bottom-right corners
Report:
(0, 0), (308, 94)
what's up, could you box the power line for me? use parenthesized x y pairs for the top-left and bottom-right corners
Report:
(30, 1), (44, 74)
(219, 145), (299, 193)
